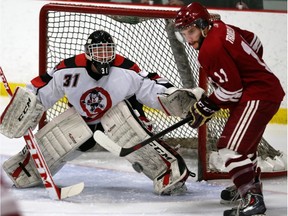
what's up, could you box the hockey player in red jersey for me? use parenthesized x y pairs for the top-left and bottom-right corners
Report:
(174, 2), (285, 216)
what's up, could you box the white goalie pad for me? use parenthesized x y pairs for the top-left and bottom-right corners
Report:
(101, 101), (150, 148)
(0, 87), (45, 138)
(2, 107), (93, 188)
(99, 101), (190, 195)
(158, 87), (205, 118)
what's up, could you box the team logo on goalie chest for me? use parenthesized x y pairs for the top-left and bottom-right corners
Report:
(80, 87), (112, 121)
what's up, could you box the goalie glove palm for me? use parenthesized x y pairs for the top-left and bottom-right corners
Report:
(188, 96), (220, 129)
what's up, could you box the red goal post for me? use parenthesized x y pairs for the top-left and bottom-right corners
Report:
(39, 2), (287, 181)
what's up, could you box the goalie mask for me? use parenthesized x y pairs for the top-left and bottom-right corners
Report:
(84, 30), (116, 76)
(174, 2), (211, 45)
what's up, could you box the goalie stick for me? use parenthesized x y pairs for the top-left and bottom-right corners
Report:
(0, 67), (84, 200)
(94, 115), (193, 157)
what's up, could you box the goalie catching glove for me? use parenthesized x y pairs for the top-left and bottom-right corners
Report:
(188, 95), (220, 128)
(158, 87), (205, 118)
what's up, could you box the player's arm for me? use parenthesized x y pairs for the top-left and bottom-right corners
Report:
(188, 39), (247, 128)
(114, 54), (174, 88)
(27, 67), (66, 109)
(144, 71), (174, 88)
(114, 55), (174, 130)
(199, 42), (243, 107)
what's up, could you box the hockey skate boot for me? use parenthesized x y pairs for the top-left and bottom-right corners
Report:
(220, 185), (241, 204)
(223, 189), (266, 216)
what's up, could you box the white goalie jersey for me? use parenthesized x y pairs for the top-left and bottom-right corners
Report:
(28, 53), (167, 125)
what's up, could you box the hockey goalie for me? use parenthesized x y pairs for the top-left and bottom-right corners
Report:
(0, 30), (203, 195)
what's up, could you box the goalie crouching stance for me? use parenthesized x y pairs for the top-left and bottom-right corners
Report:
(0, 30), (201, 195)
(99, 99), (197, 195)
(0, 88), (195, 195)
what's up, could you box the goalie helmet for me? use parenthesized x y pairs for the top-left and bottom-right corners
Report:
(175, 2), (211, 31)
(84, 30), (116, 75)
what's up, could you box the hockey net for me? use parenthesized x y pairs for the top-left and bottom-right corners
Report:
(39, 2), (287, 180)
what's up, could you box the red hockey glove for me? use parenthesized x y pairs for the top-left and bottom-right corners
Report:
(188, 96), (220, 129)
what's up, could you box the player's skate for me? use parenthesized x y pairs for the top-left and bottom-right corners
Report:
(220, 185), (241, 204)
(223, 184), (266, 216)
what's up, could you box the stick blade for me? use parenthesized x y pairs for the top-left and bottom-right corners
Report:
(59, 182), (85, 200)
(93, 130), (121, 156)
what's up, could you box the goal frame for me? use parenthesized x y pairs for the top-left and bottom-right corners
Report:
(39, 2), (287, 181)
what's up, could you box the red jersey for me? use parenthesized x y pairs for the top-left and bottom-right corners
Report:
(198, 20), (285, 108)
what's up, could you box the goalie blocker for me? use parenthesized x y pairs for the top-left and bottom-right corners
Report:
(0, 87), (45, 138)
(97, 100), (194, 195)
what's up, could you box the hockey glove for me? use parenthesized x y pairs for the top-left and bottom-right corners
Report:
(188, 96), (220, 129)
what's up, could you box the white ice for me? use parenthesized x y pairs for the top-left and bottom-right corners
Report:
(0, 96), (287, 216)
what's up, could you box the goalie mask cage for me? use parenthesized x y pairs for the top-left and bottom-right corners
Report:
(39, 2), (286, 181)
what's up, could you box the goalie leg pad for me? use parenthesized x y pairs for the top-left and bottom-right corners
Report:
(3, 107), (92, 188)
(153, 140), (191, 195)
(101, 101), (190, 195)
(2, 146), (42, 188)
(127, 139), (190, 195)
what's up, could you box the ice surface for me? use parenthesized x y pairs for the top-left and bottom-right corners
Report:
(0, 96), (287, 216)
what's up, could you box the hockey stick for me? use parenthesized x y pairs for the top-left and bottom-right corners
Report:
(94, 115), (193, 157)
(0, 67), (84, 200)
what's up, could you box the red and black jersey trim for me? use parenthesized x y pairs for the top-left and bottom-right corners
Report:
(56, 53), (103, 80)
(31, 73), (52, 89)
(56, 53), (87, 70)
(147, 72), (161, 80)
(112, 54), (141, 73)
(31, 54), (88, 90)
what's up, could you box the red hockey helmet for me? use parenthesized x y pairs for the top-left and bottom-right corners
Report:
(175, 2), (211, 31)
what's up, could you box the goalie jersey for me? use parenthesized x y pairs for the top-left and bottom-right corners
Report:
(28, 54), (168, 124)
